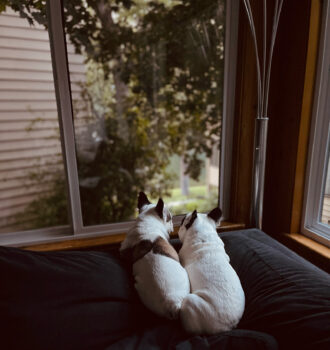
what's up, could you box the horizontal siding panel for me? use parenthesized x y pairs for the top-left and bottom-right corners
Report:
(0, 37), (51, 51)
(0, 120), (60, 132)
(0, 140), (61, 154)
(0, 192), (51, 211)
(0, 217), (31, 232)
(0, 141), (61, 154)
(0, 155), (63, 172)
(0, 58), (85, 73)
(0, 80), (55, 92)
(0, 128), (58, 141)
(0, 90), (56, 101)
(0, 147), (62, 162)
(0, 174), (58, 190)
(0, 182), (53, 200)
(0, 216), (54, 233)
(0, 37), (76, 54)
(0, 100), (57, 111)
(0, 143), (60, 158)
(0, 110), (59, 120)
(0, 47), (51, 61)
(68, 63), (86, 74)
(0, 90), (83, 101)
(0, 177), (32, 191)
(0, 58), (53, 72)
(0, 69), (85, 82)
(0, 162), (63, 181)
(0, 25), (49, 41)
(0, 220), (34, 233)
(0, 69), (54, 81)
(68, 54), (86, 65)
(0, 80), (82, 93)
(70, 73), (86, 83)
(0, 11), (45, 29)
(321, 195), (330, 224)
(0, 204), (31, 222)
(0, 47), (84, 64)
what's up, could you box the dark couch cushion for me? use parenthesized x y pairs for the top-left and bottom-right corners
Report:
(218, 229), (330, 350)
(106, 327), (278, 350)
(0, 246), (147, 350)
(1, 229), (328, 350)
(0, 242), (278, 350)
(175, 329), (278, 350)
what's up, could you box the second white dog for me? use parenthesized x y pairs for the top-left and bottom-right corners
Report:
(178, 208), (245, 334)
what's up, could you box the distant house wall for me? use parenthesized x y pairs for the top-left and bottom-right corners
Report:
(0, 9), (85, 233)
(325, 161), (330, 195)
(322, 163), (330, 225)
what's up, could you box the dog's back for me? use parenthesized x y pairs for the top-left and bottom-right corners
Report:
(180, 243), (245, 333)
(134, 237), (190, 319)
(120, 193), (190, 319)
(179, 210), (245, 334)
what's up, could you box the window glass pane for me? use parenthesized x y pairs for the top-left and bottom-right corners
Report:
(0, 5), (70, 233)
(320, 150), (330, 226)
(64, 0), (225, 226)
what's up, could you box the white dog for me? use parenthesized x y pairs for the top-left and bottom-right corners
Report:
(120, 192), (190, 319)
(178, 208), (245, 334)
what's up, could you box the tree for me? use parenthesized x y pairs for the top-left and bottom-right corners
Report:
(1, 0), (225, 226)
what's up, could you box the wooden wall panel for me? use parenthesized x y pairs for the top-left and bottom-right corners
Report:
(229, 0), (259, 224)
(263, 0), (312, 235)
(230, 0), (314, 236)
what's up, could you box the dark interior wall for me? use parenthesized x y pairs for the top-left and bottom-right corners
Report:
(230, 0), (312, 234)
(263, 0), (312, 235)
(229, 0), (258, 225)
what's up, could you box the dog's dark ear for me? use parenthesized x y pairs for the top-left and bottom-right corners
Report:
(138, 192), (151, 212)
(207, 207), (222, 223)
(155, 198), (164, 218)
(186, 210), (197, 230)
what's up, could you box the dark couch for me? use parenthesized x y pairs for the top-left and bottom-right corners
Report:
(0, 229), (329, 350)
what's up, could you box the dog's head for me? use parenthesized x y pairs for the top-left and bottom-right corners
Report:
(120, 192), (173, 262)
(137, 192), (173, 234)
(178, 207), (222, 242)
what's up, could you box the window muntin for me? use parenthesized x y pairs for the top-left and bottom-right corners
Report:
(63, 0), (225, 226)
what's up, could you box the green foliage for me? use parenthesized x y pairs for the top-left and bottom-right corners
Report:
(4, 0), (225, 227)
(162, 186), (219, 216)
(15, 167), (69, 229)
(0, 0), (47, 25)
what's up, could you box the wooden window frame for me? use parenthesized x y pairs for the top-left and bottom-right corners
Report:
(229, 0), (329, 270)
(301, 0), (330, 248)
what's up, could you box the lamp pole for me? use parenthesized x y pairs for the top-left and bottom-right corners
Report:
(242, 0), (284, 229)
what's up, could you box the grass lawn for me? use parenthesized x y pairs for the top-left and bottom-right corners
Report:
(153, 185), (219, 215)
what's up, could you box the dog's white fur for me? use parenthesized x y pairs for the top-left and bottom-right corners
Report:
(178, 210), (245, 334)
(120, 198), (190, 319)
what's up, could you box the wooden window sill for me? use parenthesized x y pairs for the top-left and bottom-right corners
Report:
(280, 233), (330, 272)
(22, 221), (245, 252)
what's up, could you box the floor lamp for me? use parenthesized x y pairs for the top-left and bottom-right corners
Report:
(242, 0), (284, 229)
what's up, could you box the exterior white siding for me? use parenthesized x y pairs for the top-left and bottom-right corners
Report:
(0, 9), (85, 233)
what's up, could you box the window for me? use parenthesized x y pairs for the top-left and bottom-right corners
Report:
(302, 0), (330, 247)
(0, 0), (238, 246)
